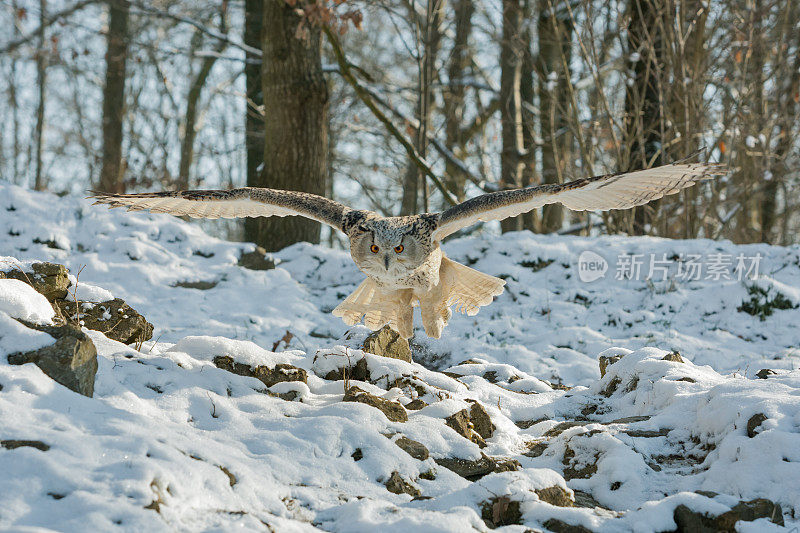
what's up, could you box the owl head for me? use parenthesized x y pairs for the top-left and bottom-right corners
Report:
(346, 214), (436, 278)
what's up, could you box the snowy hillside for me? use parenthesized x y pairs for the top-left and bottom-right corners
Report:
(1, 182), (799, 531)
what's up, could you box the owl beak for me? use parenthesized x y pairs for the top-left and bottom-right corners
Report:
(384, 255), (390, 270)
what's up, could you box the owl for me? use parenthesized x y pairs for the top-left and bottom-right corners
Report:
(90, 160), (724, 339)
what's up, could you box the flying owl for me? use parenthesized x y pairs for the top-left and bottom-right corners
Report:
(90, 160), (724, 339)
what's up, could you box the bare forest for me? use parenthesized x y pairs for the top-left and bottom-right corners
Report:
(1, 0), (798, 250)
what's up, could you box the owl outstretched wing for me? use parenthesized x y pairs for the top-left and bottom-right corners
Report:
(432, 161), (726, 241)
(89, 187), (352, 231)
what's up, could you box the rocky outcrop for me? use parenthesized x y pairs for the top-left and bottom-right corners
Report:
(55, 298), (153, 344)
(1, 262), (69, 300)
(481, 495), (522, 528)
(362, 326), (412, 362)
(445, 409), (486, 447)
(673, 498), (783, 531)
(434, 454), (519, 481)
(344, 386), (408, 422)
(394, 436), (429, 461)
(384, 471), (420, 497)
(8, 320), (97, 397)
(213, 356), (308, 388)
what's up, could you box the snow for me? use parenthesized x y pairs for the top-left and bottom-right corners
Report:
(0, 279), (55, 324)
(0, 181), (798, 531)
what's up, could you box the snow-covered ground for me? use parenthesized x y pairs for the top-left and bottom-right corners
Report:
(1, 182), (798, 531)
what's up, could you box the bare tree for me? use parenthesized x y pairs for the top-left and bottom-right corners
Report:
(99, 0), (130, 193)
(244, 0), (264, 209)
(33, 0), (47, 190)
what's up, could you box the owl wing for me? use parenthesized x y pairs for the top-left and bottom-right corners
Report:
(89, 187), (352, 231)
(432, 162), (726, 241)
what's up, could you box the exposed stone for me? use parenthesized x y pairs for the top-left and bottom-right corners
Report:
(213, 356), (307, 388)
(445, 409), (486, 447)
(238, 246), (275, 271)
(608, 415), (651, 424)
(8, 320), (97, 397)
(662, 351), (685, 363)
(404, 399), (427, 410)
(171, 279), (218, 290)
(55, 298), (153, 344)
(2, 262), (69, 300)
(351, 448), (363, 461)
(1, 439), (50, 451)
(562, 446), (598, 480)
(572, 489), (603, 509)
(524, 441), (547, 458)
(362, 326), (412, 362)
(322, 356), (370, 382)
(394, 437), (429, 461)
(481, 496), (521, 528)
(623, 428), (670, 438)
(542, 519), (593, 533)
(544, 421), (588, 437)
(598, 354), (623, 377)
(384, 471), (420, 497)
(673, 498), (783, 532)
(746, 413), (767, 438)
(482, 370), (499, 383)
(434, 454), (519, 481)
(467, 401), (495, 440)
(756, 368), (777, 379)
(535, 486), (575, 507)
(344, 386), (408, 422)
(600, 376), (622, 397)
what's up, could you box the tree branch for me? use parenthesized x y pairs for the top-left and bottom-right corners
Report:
(0, 0), (99, 55)
(322, 25), (457, 207)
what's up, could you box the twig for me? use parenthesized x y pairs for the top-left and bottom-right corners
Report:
(0, 0), (99, 55)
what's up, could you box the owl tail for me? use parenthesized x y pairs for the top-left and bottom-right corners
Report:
(440, 257), (506, 317)
(332, 279), (414, 338)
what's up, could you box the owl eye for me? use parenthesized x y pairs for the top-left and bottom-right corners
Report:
(370, 244), (380, 253)
(394, 245), (404, 253)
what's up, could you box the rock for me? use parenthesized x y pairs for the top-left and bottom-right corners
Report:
(600, 376), (622, 397)
(322, 356), (370, 382)
(2, 262), (69, 300)
(662, 351), (684, 363)
(524, 441), (547, 458)
(572, 490), (603, 509)
(384, 471), (420, 497)
(535, 486), (575, 507)
(756, 368), (776, 379)
(542, 519), (593, 533)
(673, 498), (783, 532)
(8, 320), (97, 397)
(467, 401), (495, 440)
(394, 437), (429, 461)
(746, 413), (767, 438)
(1, 439), (50, 451)
(55, 298), (153, 344)
(238, 246), (275, 271)
(213, 356), (307, 388)
(362, 326), (412, 362)
(171, 279), (218, 290)
(343, 386), (408, 422)
(598, 354), (623, 377)
(481, 496), (521, 528)
(562, 446), (598, 480)
(445, 409), (486, 447)
(544, 421), (589, 437)
(608, 415), (651, 424)
(434, 454), (519, 481)
(404, 398), (427, 410)
(351, 448), (363, 461)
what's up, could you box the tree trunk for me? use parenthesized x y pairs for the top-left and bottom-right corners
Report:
(99, 0), (130, 193)
(177, 5), (228, 190)
(537, 0), (572, 233)
(33, 0), (47, 191)
(624, 0), (666, 234)
(244, 0), (264, 206)
(443, 0), (474, 203)
(499, 0), (525, 233)
(244, 1), (328, 252)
